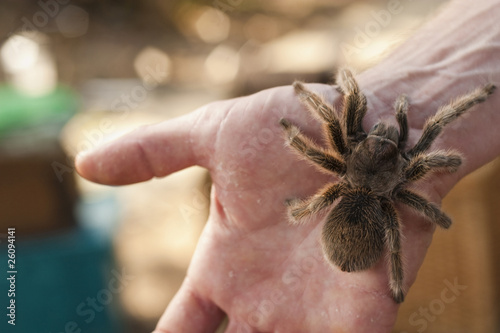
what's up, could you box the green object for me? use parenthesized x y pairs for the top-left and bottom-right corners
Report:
(0, 85), (78, 135)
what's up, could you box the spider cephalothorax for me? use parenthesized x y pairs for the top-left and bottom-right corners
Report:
(280, 68), (495, 303)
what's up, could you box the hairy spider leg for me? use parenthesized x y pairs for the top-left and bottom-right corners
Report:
(287, 183), (347, 223)
(404, 150), (462, 182)
(407, 84), (496, 157)
(293, 81), (347, 155)
(381, 200), (405, 303)
(280, 118), (346, 175)
(337, 68), (368, 144)
(395, 189), (451, 229)
(394, 94), (409, 150)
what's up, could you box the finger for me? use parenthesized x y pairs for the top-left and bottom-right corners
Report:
(75, 110), (209, 185)
(153, 277), (225, 333)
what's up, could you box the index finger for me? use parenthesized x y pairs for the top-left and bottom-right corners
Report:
(75, 109), (211, 185)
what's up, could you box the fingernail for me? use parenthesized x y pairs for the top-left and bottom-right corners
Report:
(75, 149), (91, 166)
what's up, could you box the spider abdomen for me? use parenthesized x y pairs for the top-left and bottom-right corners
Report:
(321, 188), (385, 272)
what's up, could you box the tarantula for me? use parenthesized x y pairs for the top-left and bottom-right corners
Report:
(280, 68), (495, 303)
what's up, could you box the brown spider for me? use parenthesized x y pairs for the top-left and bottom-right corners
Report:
(280, 68), (495, 303)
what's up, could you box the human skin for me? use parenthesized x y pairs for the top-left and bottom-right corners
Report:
(75, 0), (500, 332)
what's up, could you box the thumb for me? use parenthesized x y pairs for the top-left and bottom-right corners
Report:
(153, 278), (225, 333)
(75, 109), (210, 185)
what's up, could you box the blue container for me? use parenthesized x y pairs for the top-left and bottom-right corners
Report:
(0, 228), (122, 333)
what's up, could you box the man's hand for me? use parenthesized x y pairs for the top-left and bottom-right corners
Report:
(76, 82), (458, 332)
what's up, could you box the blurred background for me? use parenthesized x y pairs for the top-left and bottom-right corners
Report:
(0, 0), (499, 332)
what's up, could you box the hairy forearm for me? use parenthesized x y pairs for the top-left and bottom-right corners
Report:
(359, 0), (500, 180)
